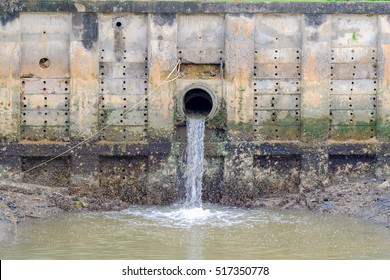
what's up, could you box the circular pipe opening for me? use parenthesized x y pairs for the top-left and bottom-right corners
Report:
(183, 88), (213, 117)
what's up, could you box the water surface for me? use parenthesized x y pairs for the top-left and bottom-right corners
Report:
(1, 204), (390, 260)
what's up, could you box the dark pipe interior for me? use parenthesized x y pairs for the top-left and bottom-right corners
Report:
(184, 88), (213, 117)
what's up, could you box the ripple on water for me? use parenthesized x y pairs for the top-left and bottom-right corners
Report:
(1, 204), (390, 259)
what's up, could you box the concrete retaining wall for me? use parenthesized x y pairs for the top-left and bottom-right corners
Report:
(1, 1), (390, 205)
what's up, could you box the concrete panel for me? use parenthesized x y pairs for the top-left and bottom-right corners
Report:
(100, 78), (147, 95)
(20, 14), (70, 79)
(330, 79), (377, 95)
(98, 126), (146, 142)
(99, 49), (147, 64)
(21, 110), (69, 126)
(22, 79), (69, 94)
(330, 110), (375, 126)
(178, 14), (224, 49)
(330, 94), (376, 110)
(330, 125), (375, 141)
(99, 63), (147, 79)
(254, 48), (301, 64)
(254, 110), (300, 126)
(100, 109), (147, 126)
(20, 40), (70, 78)
(254, 14), (302, 48)
(254, 95), (300, 110)
(177, 48), (223, 64)
(98, 14), (148, 54)
(332, 47), (377, 63)
(331, 63), (377, 80)
(254, 63), (301, 79)
(253, 126), (300, 141)
(21, 126), (70, 141)
(99, 94), (146, 110)
(254, 79), (300, 95)
(20, 13), (71, 35)
(331, 15), (378, 48)
(21, 32), (69, 42)
(21, 94), (69, 110)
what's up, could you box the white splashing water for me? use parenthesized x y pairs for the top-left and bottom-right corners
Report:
(185, 117), (205, 209)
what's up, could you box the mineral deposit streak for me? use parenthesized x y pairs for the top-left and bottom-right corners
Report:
(185, 117), (206, 208)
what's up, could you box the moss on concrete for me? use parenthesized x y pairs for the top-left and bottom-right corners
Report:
(301, 117), (329, 141)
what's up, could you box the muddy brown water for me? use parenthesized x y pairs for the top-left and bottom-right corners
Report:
(1, 204), (390, 260)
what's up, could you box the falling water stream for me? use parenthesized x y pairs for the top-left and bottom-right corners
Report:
(184, 117), (205, 209)
(1, 117), (390, 259)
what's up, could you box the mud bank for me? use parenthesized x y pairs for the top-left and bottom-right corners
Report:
(242, 178), (390, 228)
(0, 180), (129, 239)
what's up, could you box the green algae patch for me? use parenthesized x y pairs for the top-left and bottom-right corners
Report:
(301, 117), (329, 142)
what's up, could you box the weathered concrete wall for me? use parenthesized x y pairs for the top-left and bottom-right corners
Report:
(1, 1), (390, 205)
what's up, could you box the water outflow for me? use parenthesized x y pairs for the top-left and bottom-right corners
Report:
(185, 117), (206, 208)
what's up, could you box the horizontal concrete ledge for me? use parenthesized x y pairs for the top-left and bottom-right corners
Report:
(0, 142), (172, 157)
(1, 1), (390, 14)
(0, 141), (383, 157)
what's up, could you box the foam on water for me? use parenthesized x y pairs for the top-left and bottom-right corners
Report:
(119, 204), (249, 228)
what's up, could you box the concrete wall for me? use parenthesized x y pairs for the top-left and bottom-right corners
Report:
(1, 1), (390, 205)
